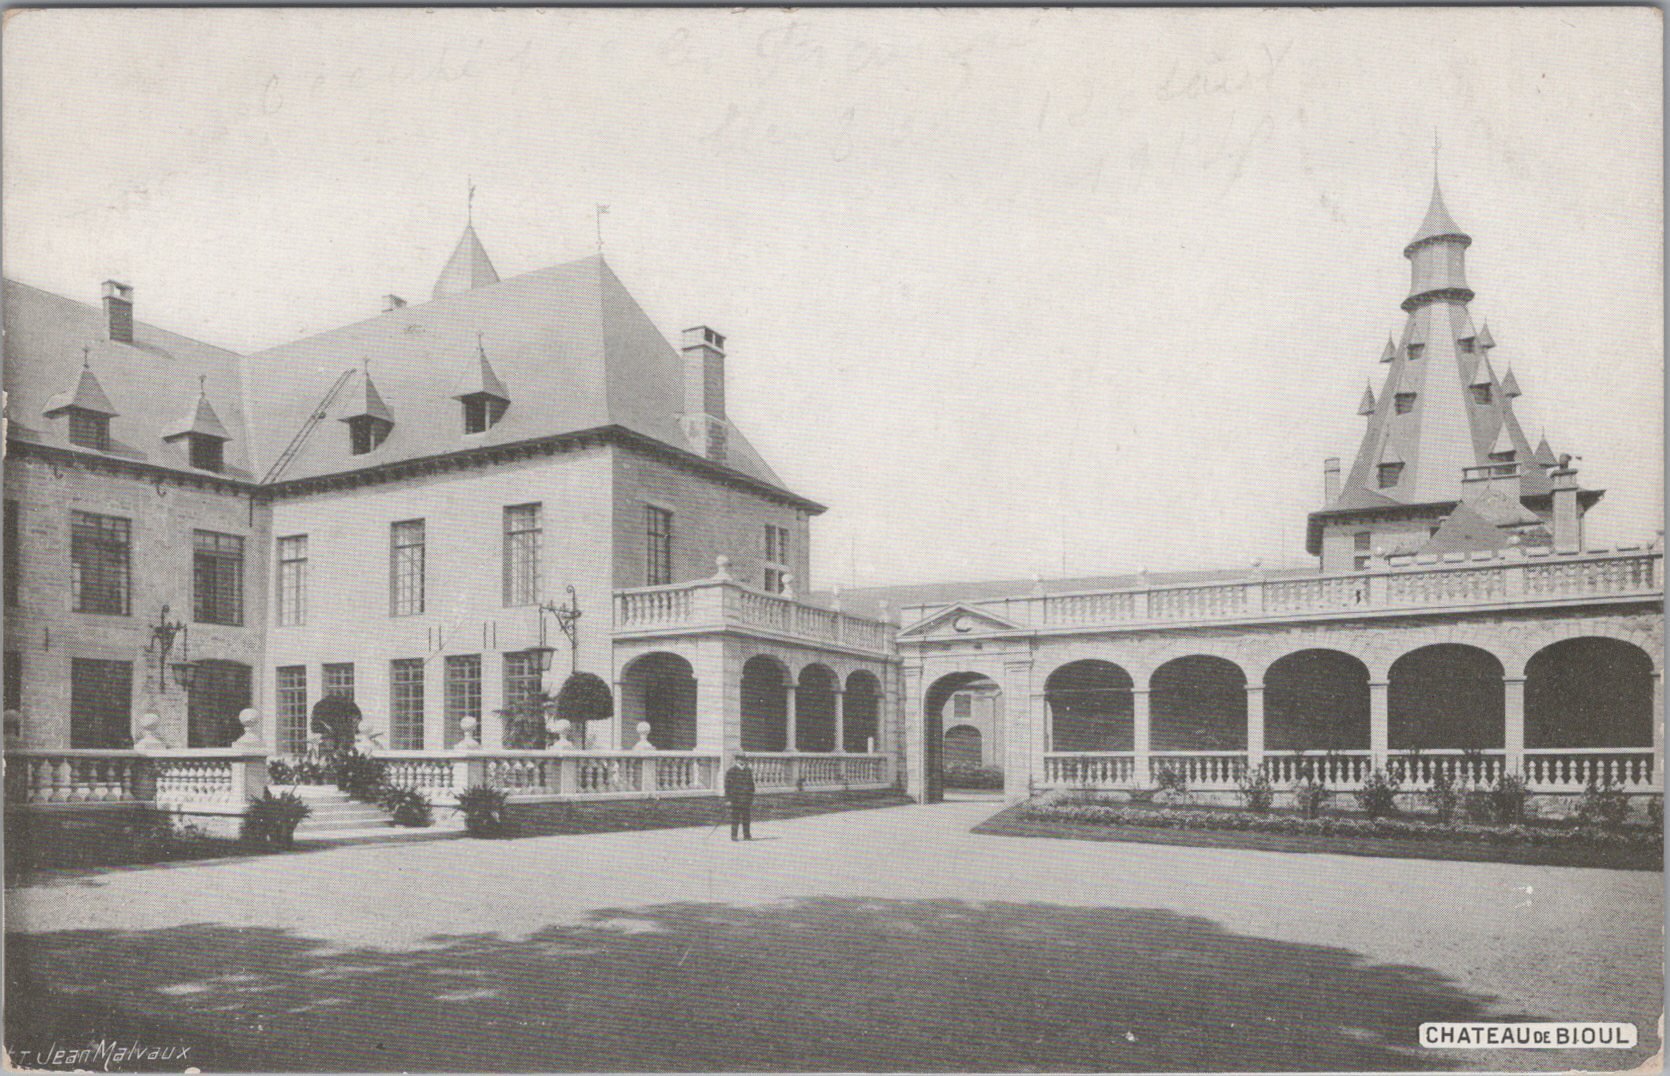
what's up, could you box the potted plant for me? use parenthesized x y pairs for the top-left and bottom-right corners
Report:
(454, 784), (510, 837)
(241, 789), (311, 851)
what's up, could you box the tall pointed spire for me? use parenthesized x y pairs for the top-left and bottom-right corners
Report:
(1357, 382), (1377, 416)
(432, 221), (500, 299)
(1500, 366), (1522, 398)
(1379, 336), (1396, 363)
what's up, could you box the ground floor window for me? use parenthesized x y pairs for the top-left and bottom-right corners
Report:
(445, 654), (482, 748)
(276, 666), (308, 755)
(70, 658), (132, 748)
(323, 662), (355, 700)
(390, 659), (425, 750)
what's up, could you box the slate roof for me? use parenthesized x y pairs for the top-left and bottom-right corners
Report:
(3, 279), (254, 479)
(161, 387), (233, 442)
(1405, 177), (1470, 252)
(42, 364), (119, 418)
(432, 223), (500, 299)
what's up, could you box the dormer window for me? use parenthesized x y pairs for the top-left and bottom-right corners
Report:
(347, 415), (392, 455)
(1470, 384), (1493, 405)
(1406, 344), (1424, 361)
(1393, 392), (1417, 415)
(188, 434), (224, 473)
(1459, 337), (1475, 354)
(460, 394), (508, 434)
(1377, 461), (1404, 488)
(161, 377), (232, 473)
(1489, 448), (1515, 464)
(68, 411), (111, 450)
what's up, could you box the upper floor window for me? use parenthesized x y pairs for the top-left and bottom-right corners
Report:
(277, 535), (307, 626)
(763, 523), (791, 594)
(1353, 530), (1372, 571)
(348, 415), (391, 456)
(1489, 448), (1516, 464)
(645, 506), (673, 586)
(188, 434), (224, 473)
(70, 510), (130, 616)
(1376, 462), (1405, 489)
(1406, 344), (1424, 361)
(390, 520), (426, 616)
(462, 395), (508, 435)
(503, 504), (541, 606)
(1459, 338), (1476, 354)
(1470, 384), (1493, 405)
(1393, 392), (1416, 415)
(193, 530), (245, 625)
(4, 500), (18, 608)
(67, 411), (110, 451)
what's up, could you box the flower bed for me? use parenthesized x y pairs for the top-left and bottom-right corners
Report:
(973, 802), (1662, 871)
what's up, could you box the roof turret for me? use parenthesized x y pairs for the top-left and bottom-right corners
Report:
(1475, 321), (1496, 350)
(1403, 176), (1474, 311)
(340, 367), (394, 424)
(1500, 366), (1522, 398)
(452, 334), (510, 402)
(1379, 337), (1396, 363)
(432, 223), (500, 299)
(1357, 383), (1377, 416)
(161, 378), (231, 442)
(1405, 176), (1471, 254)
(42, 355), (118, 418)
(1534, 434), (1558, 468)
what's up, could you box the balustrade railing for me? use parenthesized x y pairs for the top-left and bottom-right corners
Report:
(5, 748), (265, 809)
(614, 576), (893, 654)
(1263, 751), (1373, 790)
(1046, 752), (1136, 788)
(1150, 752), (1247, 790)
(738, 752), (892, 790)
(1523, 749), (1656, 792)
(1384, 750), (1505, 791)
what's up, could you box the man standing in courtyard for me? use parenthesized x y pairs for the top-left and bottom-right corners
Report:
(724, 754), (756, 841)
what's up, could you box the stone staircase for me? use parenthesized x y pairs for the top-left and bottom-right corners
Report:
(281, 784), (466, 845)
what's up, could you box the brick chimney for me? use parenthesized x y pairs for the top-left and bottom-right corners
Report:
(680, 326), (728, 463)
(383, 294), (407, 312)
(1323, 458), (1341, 503)
(1550, 461), (1582, 554)
(102, 280), (133, 344)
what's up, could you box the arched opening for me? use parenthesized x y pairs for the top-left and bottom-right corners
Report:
(1151, 655), (1247, 751)
(924, 672), (1002, 803)
(843, 671), (882, 753)
(1264, 649), (1371, 751)
(1388, 644), (1504, 750)
(944, 725), (983, 767)
(1526, 638), (1654, 748)
(740, 656), (789, 752)
(795, 664), (839, 752)
(620, 653), (697, 750)
(187, 659), (252, 748)
(1044, 660), (1134, 751)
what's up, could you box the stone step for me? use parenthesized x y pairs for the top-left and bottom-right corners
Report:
(295, 822), (468, 846)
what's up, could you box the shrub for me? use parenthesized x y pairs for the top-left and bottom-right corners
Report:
(378, 785), (433, 828)
(1649, 794), (1663, 829)
(334, 751), (389, 803)
(1293, 778), (1329, 820)
(942, 763), (1004, 790)
(1486, 772), (1530, 826)
(454, 784), (510, 837)
(1235, 766), (1275, 813)
(1152, 764), (1188, 796)
(1426, 767), (1461, 823)
(1354, 769), (1402, 820)
(267, 758), (297, 785)
(310, 695), (363, 753)
(1576, 776), (1631, 831)
(241, 789), (311, 851)
(498, 693), (551, 750)
(555, 672), (614, 749)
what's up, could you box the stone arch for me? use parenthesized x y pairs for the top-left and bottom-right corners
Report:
(1150, 655), (1247, 751)
(1388, 643), (1505, 750)
(796, 663), (840, 753)
(1263, 648), (1371, 752)
(844, 670), (882, 753)
(741, 655), (790, 752)
(1526, 637), (1656, 749)
(944, 724), (983, 767)
(923, 671), (1001, 804)
(619, 652), (697, 750)
(1044, 659), (1134, 752)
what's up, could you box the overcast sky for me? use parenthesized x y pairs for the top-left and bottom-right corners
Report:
(5, 8), (1661, 588)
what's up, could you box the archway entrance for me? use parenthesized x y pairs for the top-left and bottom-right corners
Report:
(1526, 638), (1654, 748)
(923, 672), (1004, 803)
(620, 653), (698, 750)
(187, 659), (252, 748)
(741, 656), (790, 752)
(1389, 644), (1504, 750)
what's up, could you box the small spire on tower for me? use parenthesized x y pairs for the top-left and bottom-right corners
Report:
(1357, 382), (1377, 416)
(1476, 321), (1496, 350)
(1500, 366), (1522, 398)
(1379, 336), (1396, 363)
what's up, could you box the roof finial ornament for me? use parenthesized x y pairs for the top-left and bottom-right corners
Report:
(595, 204), (609, 254)
(467, 178), (475, 226)
(81, 345), (91, 368)
(476, 330), (487, 357)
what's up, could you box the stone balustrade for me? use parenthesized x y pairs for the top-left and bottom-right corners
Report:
(615, 569), (893, 655)
(5, 748), (267, 811)
(906, 548), (1662, 635)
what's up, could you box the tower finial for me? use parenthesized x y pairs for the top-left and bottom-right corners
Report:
(197, 374), (207, 395)
(596, 204), (609, 253)
(476, 330), (486, 357)
(82, 344), (91, 368)
(1434, 129), (1441, 183)
(467, 178), (475, 225)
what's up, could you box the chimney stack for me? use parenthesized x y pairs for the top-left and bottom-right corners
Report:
(383, 294), (407, 312)
(680, 326), (728, 463)
(102, 280), (133, 344)
(1323, 458), (1342, 503)
(1550, 462), (1582, 554)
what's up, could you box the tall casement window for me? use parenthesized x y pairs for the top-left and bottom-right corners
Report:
(5, 650), (21, 714)
(193, 530), (245, 626)
(503, 650), (543, 716)
(763, 524), (791, 594)
(503, 504), (541, 606)
(322, 662), (356, 700)
(276, 666), (308, 755)
(4, 499), (19, 608)
(389, 520), (426, 616)
(444, 654), (482, 747)
(390, 658), (425, 750)
(69, 657), (132, 748)
(1353, 531), (1373, 571)
(70, 511), (131, 616)
(644, 506), (673, 586)
(276, 535), (308, 626)
(67, 411), (111, 451)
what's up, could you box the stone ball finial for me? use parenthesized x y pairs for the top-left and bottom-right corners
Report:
(133, 711), (168, 751)
(714, 555), (733, 581)
(632, 721), (656, 752)
(232, 707), (264, 749)
(455, 715), (482, 751)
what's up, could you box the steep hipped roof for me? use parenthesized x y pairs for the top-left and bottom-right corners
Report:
(1357, 383), (1376, 415)
(42, 363), (119, 418)
(162, 384), (232, 442)
(1406, 176), (1470, 252)
(3, 279), (254, 478)
(241, 254), (797, 498)
(339, 368), (394, 424)
(432, 223), (500, 299)
(453, 340), (510, 401)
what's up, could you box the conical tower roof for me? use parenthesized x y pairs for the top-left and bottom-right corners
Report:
(1534, 434), (1558, 468)
(1358, 383), (1377, 416)
(1489, 424), (1515, 457)
(1406, 176), (1470, 253)
(42, 362), (118, 417)
(432, 223), (500, 299)
(1500, 366), (1522, 398)
(1476, 321), (1496, 350)
(452, 336), (510, 401)
(340, 368), (394, 424)
(162, 380), (231, 442)
(1379, 337), (1396, 363)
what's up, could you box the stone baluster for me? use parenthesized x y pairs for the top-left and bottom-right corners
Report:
(833, 688), (846, 754)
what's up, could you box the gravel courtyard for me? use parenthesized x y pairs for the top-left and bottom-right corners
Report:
(6, 800), (1662, 1072)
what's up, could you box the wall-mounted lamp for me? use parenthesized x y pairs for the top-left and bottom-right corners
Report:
(146, 604), (191, 694)
(531, 584), (582, 673)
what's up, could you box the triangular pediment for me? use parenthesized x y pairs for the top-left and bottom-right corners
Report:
(897, 603), (1022, 639)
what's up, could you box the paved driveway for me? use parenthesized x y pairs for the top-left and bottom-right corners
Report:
(6, 801), (1662, 1071)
